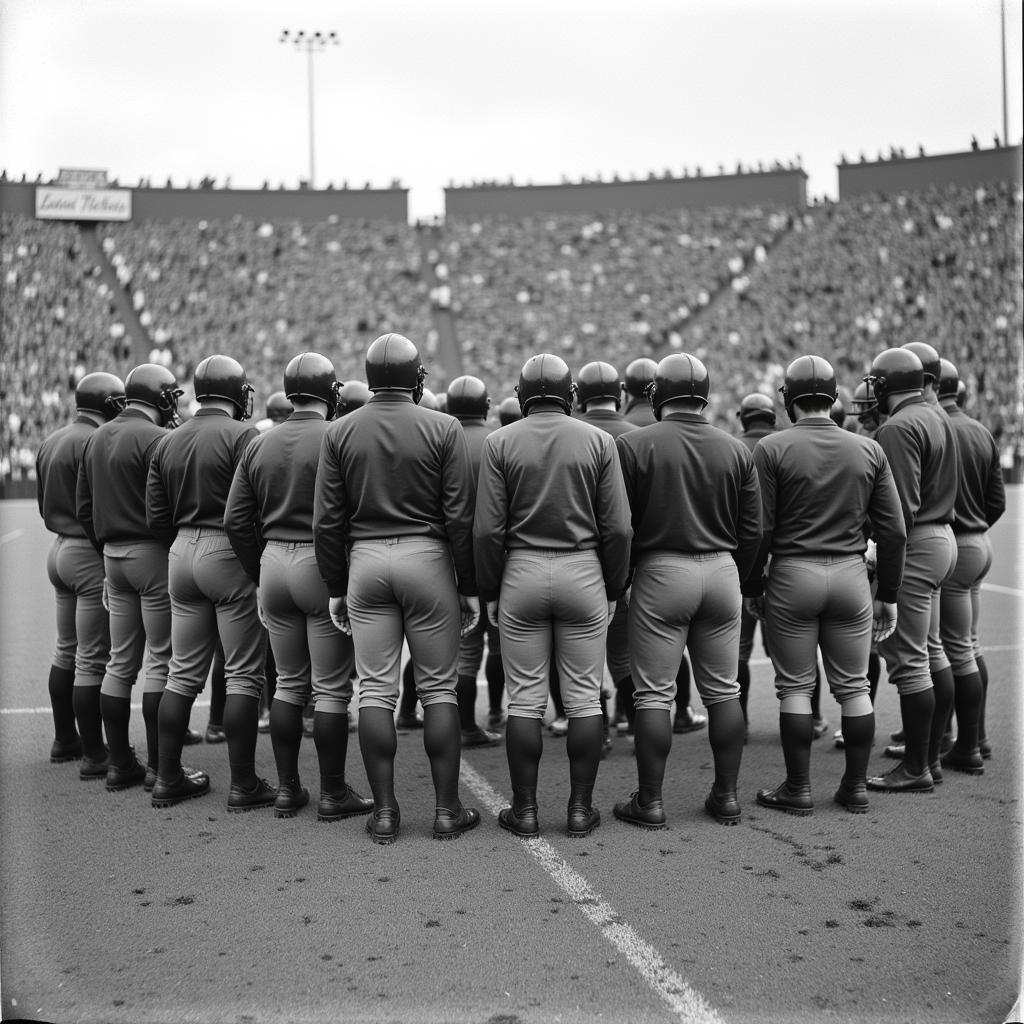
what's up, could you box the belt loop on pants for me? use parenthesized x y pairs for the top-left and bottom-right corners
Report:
(179, 526), (226, 538)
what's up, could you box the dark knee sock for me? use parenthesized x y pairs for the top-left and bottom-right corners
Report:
(566, 715), (603, 807)
(599, 690), (609, 730)
(423, 703), (462, 809)
(633, 708), (672, 805)
(675, 656), (692, 710)
(550, 665), (565, 718)
(157, 690), (195, 782)
(737, 661), (751, 723)
(141, 691), (162, 772)
(505, 716), (542, 810)
(208, 655), (226, 728)
(707, 698), (745, 796)
(779, 712), (814, 789)
(264, 644), (277, 704)
(48, 665), (78, 742)
(485, 651), (505, 715)
(73, 684), (105, 760)
(867, 651), (881, 704)
(270, 698), (304, 786)
(899, 688), (935, 775)
(455, 673), (478, 731)
(951, 671), (983, 755)
(976, 654), (989, 742)
(928, 667), (955, 766)
(314, 711), (351, 794)
(358, 707), (398, 809)
(223, 693), (261, 789)
(100, 693), (133, 766)
(810, 666), (822, 719)
(615, 675), (635, 727)
(399, 661), (418, 718)
(840, 711), (875, 786)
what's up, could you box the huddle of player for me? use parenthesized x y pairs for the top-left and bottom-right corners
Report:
(36, 333), (1003, 842)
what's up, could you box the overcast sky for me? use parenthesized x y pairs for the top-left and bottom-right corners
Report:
(1, 0), (1020, 220)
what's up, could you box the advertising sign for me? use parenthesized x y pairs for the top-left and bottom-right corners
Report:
(35, 187), (132, 221)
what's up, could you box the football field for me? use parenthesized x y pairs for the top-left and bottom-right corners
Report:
(1, 493), (1021, 1024)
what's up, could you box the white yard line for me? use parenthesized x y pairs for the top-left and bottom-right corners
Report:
(981, 582), (1024, 599)
(0, 529), (25, 545)
(460, 760), (724, 1024)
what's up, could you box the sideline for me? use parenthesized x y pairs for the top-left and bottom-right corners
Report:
(0, 530), (24, 545)
(981, 582), (1024, 599)
(459, 760), (724, 1024)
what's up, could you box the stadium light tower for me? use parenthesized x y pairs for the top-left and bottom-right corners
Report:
(279, 29), (339, 189)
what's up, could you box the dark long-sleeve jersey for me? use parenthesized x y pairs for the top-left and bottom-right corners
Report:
(744, 418), (907, 603)
(452, 415), (492, 505)
(943, 404), (1005, 534)
(76, 409), (169, 553)
(313, 392), (477, 599)
(615, 412), (763, 584)
(739, 421), (776, 453)
(873, 396), (958, 534)
(37, 415), (99, 537)
(623, 399), (656, 427)
(223, 410), (327, 583)
(146, 409), (258, 545)
(579, 407), (638, 440)
(473, 409), (632, 602)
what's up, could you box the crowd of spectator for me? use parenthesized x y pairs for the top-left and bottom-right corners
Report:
(96, 216), (432, 406)
(2, 178), (1020, 481)
(1, 214), (133, 479)
(691, 181), (1022, 443)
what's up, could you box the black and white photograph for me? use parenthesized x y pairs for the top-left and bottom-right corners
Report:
(1, 1), (1022, 1022)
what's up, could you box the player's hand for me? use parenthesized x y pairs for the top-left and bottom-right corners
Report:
(486, 599), (499, 625)
(459, 595), (480, 637)
(744, 595), (766, 622)
(256, 594), (268, 629)
(872, 600), (897, 642)
(329, 595), (351, 635)
(864, 539), (878, 581)
(101, 579), (110, 612)
(607, 600), (616, 619)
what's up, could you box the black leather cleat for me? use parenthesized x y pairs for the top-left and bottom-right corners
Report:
(433, 805), (480, 840)
(866, 763), (934, 793)
(204, 724), (226, 744)
(79, 754), (109, 781)
(567, 802), (601, 837)
(461, 726), (501, 748)
(979, 738), (992, 760)
(704, 789), (741, 825)
(144, 766), (157, 792)
(929, 761), (944, 784)
(50, 736), (82, 763)
(940, 748), (985, 776)
(366, 807), (400, 844)
(834, 780), (869, 814)
(672, 706), (707, 734)
(317, 786), (374, 822)
(106, 755), (147, 792)
(182, 727), (204, 746)
(613, 792), (667, 830)
(274, 782), (310, 818)
(756, 780), (814, 816)
(227, 777), (277, 812)
(498, 804), (539, 838)
(883, 742), (906, 759)
(151, 767), (210, 807)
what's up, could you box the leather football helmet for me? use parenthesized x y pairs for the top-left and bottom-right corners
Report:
(497, 396), (522, 426)
(194, 355), (254, 420)
(446, 375), (490, 418)
(779, 355), (838, 420)
(902, 341), (941, 387)
(75, 371), (126, 421)
(937, 358), (960, 400)
(576, 361), (623, 411)
(852, 380), (878, 413)
(124, 363), (184, 427)
(865, 348), (924, 414)
(365, 333), (427, 402)
(737, 392), (776, 427)
(624, 357), (658, 400)
(515, 354), (575, 415)
(265, 391), (292, 423)
(284, 352), (340, 418)
(955, 379), (967, 408)
(647, 353), (710, 421)
(335, 380), (371, 417)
